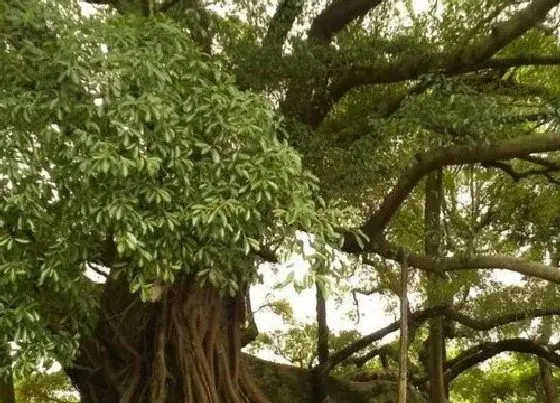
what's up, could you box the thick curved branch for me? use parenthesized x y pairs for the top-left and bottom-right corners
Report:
(323, 304), (560, 372)
(480, 54), (560, 70)
(446, 306), (560, 331)
(264, 0), (304, 50)
(345, 345), (392, 368)
(443, 339), (560, 383)
(341, 132), (560, 253)
(308, 0), (384, 43)
(455, 0), (560, 66)
(483, 160), (560, 184)
(318, 306), (446, 373)
(373, 238), (560, 283)
(329, 53), (560, 111)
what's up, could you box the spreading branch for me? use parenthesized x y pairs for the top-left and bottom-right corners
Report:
(445, 306), (560, 331)
(323, 2), (560, 120)
(319, 306), (444, 373)
(264, 0), (304, 50)
(341, 132), (560, 253)
(321, 304), (560, 372)
(454, 0), (560, 66)
(345, 345), (392, 368)
(373, 238), (560, 283)
(442, 339), (560, 382)
(328, 54), (560, 117)
(483, 158), (560, 184)
(308, 0), (384, 43)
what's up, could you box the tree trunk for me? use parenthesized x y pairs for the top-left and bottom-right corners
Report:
(67, 275), (268, 403)
(313, 280), (330, 403)
(398, 251), (409, 403)
(538, 295), (557, 402)
(424, 170), (447, 403)
(538, 357), (557, 403)
(538, 253), (559, 403)
(0, 343), (15, 403)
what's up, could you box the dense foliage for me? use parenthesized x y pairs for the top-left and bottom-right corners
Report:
(2, 0), (560, 401)
(1, 0), (339, 376)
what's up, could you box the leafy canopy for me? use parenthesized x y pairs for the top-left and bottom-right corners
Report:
(0, 0), (340, 374)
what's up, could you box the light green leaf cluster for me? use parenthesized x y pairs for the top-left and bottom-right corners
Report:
(15, 370), (79, 403)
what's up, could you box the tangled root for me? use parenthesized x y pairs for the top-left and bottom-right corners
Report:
(69, 278), (269, 403)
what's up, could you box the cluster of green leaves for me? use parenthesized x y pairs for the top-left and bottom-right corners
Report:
(451, 354), (556, 402)
(15, 370), (78, 403)
(0, 0), (344, 375)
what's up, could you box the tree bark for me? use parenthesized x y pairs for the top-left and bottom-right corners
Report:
(538, 355), (557, 403)
(538, 290), (558, 402)
(398, 251), (409, 403)
(313, 280), (330, 403)
(424, 170), (447, 403)
(0, 343), (15, 403)
(66, 275), (268, 403)
(439, 339), (560, 383)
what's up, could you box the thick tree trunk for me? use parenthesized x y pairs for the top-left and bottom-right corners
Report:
(67, 275), (268, 403)
(424, 170), (447, 403)
(0, 343), (15, 403)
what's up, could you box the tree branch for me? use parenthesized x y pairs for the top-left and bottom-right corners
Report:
(82, 0), (118, 4)
(332, 305), (560, 370)
(372, 238), (560, 283)
(329, 54), (560, 110)
(264, 0), (304, 50)
(345, 345), (392, 368)
(443, 339), (560, 383)
(480, 54), (560, 70)
(318, 306), (446, 373)
(445, 306), (560, 331)
(454, 0), (560, 67)
(483, 159), (560, 184)
(308, 0), (385, 43)
(241, 287), (259, 347)
(341, 132), (560, 253)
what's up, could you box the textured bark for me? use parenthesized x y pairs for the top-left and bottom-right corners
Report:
(371, 237), (560, 283)
(0, 344), (15, 403)
(442, 339), (560, 383)
(308, 0), (384, 43)
(424, 170), (447, 403)
(67, 276), (267, 403)
(398, 252), (409, 403)
(313, 280), (330, 403)
(264, 0), (304, 50)
(538, 301), (558, 402)
(538, 356), (557, 403)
